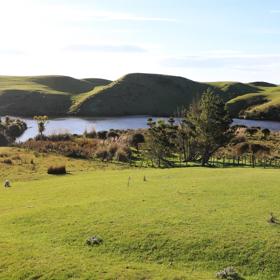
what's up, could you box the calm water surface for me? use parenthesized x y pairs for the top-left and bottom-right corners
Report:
(15, 116), (280, 142)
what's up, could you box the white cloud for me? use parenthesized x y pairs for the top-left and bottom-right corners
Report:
(64, 44), (147, 53)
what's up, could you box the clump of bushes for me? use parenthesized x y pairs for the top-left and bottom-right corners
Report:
(115, 147), (132, 162)
(84, 128), (97, 139)
(47, 165), (66, 175)
(129, 132), (145, 152)
(95, 147), (109, 161)
(3, 159), (12, 165)
(0, 117), (27, 146)
(108, 143), (119, 158)
(34, 133), (72, 142)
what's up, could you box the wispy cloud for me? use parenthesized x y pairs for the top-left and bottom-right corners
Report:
(270, 9), (280, 13)
(34, 4), (178, 23)
(85, 11), (177, 22)
(0, 48), (25, 56)
(64, 44), (147, 53)
(161, 53), (280, 70)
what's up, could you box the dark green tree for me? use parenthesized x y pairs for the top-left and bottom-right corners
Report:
(187, 89), (232, 166)
(144, 119), (175, 167)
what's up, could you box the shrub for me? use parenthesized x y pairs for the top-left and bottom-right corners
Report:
(95, 147), (109, 161)
(107, 130), (119, 139)
(250, 143), (270, 155)
(108, 143), (119, 158)
(235, 142), (250, 155)
(261, 128), (270, 139)
(245, 127), (259, 137)
(84, 128), (97, 139)
(115, 147), (132, 162)
(216, 267), (241, 279)
(230, 135), (246, 145)
(47, 165), (66, 175)
(34, 134), (48, 141)
(97, 131), (108, 140)
(129, 133), (145, 150)
(48, 133), (72, 142)
(0, 133), (8, 146)
(3, 159), (12, 165)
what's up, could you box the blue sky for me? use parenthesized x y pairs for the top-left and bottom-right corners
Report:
(0, 0), (280, 82)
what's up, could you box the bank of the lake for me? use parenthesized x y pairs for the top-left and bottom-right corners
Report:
(13, 116), (280, 142)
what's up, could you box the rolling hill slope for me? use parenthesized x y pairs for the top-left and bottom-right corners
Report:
(72, 73), (212, 116)
(0, 76), (96, 116)
(0, 73), (279, 120)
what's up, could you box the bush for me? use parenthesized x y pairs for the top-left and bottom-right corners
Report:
(47, 165), (66, 175)
(115, 147), (132, 162)
(97, 131), (108, 140)
(235, 142), (250, 155)
(108, 143), (119, 157)
(250, 143), (270, 155)
(34, 133), (72, 141)
(129, 133), (145, 150)
(48, 133), (72, 142)
(261, 128), (270, 139)
(216, 267), (241, 279)
(3, 159), (12, 165)
(0, 133), (8, 146)
(84, 128), (97, 139)
(95, 147), (109, 161)
(107, 130), (119, 139)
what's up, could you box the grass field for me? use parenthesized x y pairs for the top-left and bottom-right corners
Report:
(1, 148), (280, 279)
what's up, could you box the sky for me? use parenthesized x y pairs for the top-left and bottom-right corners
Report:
(0, 0), (280, 82)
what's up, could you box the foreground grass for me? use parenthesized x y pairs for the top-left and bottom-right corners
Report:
(1, 164), (280, 279)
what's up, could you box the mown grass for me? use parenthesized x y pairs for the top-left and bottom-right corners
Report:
(1, 148), (280, 279)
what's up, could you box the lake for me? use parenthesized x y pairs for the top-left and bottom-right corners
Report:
(14, 116), (280, 142)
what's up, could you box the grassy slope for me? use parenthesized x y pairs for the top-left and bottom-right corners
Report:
(0, 74), (279, 119)
(82, 78), (112, 87)
(227, 85), (280, 120)
(74, 73), (211, 116)
(0, 76), (95, 116)
(1, 148), (280, 279)
(207, 81), (280, 120)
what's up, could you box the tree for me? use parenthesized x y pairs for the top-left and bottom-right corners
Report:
(186, 89), (232, 166)
(130, 132), (145, 153)
(261, 128), (270, 140)
(34, 116), (48, 138)
(144, 118), (175, 167)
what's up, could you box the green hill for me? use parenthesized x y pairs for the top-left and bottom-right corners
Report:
(73, 73), (212, 116)
(0, 74), (279, 120)
(82, 78), (112, 87)
(0, 76), (95, 116)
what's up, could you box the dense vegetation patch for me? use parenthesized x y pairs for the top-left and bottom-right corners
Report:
(0, 116), (27, 145)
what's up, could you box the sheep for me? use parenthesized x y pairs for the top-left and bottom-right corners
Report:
(4, 180), (11, 188)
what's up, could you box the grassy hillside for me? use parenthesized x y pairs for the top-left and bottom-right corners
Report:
(1, 147), (280, 279)
(82, 78), (112, 87)
(207, 81), (280, 120)
(73, 73), (211, 116)
(0, 76), (95, 116)
(0, 74), (279, 120)
(227, 85), (280, 120)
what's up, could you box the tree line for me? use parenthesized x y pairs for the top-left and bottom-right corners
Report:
(143, 89), (233, 167)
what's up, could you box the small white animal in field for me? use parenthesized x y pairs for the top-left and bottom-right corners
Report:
(4, 180), (11, 188)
